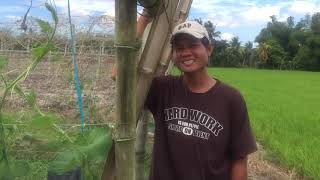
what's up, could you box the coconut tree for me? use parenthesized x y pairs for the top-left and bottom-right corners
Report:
(258, 42), (270, 64)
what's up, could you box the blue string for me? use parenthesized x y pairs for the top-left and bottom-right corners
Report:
(67, 0), (86, 132)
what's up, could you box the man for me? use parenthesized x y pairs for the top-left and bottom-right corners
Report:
(146, 21), (257, 180)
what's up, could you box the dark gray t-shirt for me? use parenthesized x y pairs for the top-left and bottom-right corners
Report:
(146, 75), (257, 180)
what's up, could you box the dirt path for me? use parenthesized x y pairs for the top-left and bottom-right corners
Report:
(248, 143), (304, 180)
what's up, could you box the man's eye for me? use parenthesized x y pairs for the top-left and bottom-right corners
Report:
(191, 43), (199, 47)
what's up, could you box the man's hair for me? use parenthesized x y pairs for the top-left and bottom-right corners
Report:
(200, 37), (210, 48)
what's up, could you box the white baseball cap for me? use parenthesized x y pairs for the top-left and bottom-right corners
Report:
(171, 21), (210, 42)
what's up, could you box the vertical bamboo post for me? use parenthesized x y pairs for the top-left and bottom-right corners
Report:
(135, 110), (150, 180)
(134, 1), (179, 180)
(156, 0), (193, 75)
(136, 0), (179, 117)
(114, 0), (137, 180)
(134, 2), (193, 178)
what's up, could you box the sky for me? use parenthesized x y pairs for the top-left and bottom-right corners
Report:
(1, 0), (320, 45)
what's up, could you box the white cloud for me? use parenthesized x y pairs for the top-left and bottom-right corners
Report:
(55, 0), (115, 16)
(191, 1), (283, 28)
(287, 1), (320, 14)
(240, 5), (282, 25)
(4, 15), (20, 21)
(190, 0), (320, 29)
(0, 6), (24, 14)
(221, 33), (235, 41)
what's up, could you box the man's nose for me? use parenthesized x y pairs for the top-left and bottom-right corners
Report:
(180, 47), (192, 56)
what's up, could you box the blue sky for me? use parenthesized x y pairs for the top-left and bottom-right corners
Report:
(1, 0), (320, 44)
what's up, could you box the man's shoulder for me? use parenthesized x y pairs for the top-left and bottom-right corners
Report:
(216, 80), (245, 101)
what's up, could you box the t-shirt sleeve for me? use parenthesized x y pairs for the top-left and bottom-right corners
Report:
(230, 91), (257, 160)
(145, 77), (161, 115)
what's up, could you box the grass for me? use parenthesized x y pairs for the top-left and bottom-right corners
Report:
(206, 68), (320, 179)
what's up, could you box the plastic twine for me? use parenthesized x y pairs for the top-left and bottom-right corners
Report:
(67, 0), (86, 132)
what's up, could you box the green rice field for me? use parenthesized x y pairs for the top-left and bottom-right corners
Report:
(208, 68), (320, 179)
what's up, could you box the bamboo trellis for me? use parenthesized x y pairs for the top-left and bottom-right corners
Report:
(102, 1), (193, 180)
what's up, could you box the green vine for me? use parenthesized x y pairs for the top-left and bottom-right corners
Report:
(0, 3), (58, 179)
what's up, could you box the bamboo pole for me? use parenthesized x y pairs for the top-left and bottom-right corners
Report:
(136, 0), (180, 117)
(114, 0), (137, 180)
(156, 0), (193, 75)
(135, 110), (150, 180)
(134, 2), (193, 179)
(101, 144), (116, 180)
(102, 1), (193, 179)
(134, 1), (180, 180)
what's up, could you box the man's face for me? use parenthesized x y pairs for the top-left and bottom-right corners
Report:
(172, 34), (213, 74)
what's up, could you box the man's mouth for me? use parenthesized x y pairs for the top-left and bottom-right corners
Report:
(182, 60), (194, 65)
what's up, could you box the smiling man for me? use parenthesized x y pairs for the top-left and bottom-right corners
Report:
(146, 21), (257, 180)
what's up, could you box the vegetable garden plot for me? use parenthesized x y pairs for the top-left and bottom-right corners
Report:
(0, 3), (116, 179)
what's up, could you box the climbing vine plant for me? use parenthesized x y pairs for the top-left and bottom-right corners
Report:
(0, 3), (113, 179)
(0, 3), (58, 179)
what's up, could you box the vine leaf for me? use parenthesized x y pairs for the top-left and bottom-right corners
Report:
(49, 128), (113, 175)
(31, 44), (50, 59)
(13, 84), (25, 97)
(29, 114), (55, 129)
(26, 89), (37, 108)
(35, 19), (53, 35)
(45, 3), (58, 25)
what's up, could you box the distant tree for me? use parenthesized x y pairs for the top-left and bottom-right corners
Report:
(287, 16), (295, 28)
(311, 12), (320, 34)
(193, 18), (221, 42)
(194, 18), (203, 25)
(230, 37), (241, 49)
(293, 46), (312, 70)
(242, 41), (253, 67)
(204, 21), (221, 42)
(210, 39), (228, 66)
(295, 14), (311, 31)
(224, 37), (242, 67)
(259, 40), (287, 69)
(258, 42), (270, 64)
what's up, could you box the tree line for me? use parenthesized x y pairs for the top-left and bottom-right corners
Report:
(1, 12), (320, 71)
(197, 12), (320, 71)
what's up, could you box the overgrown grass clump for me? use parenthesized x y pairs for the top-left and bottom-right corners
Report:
(207, 68), (320, 179)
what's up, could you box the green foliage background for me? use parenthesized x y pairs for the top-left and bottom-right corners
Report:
(195, 12), (320, 71)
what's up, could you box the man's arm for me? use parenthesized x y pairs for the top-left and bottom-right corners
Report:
(231, 157), (248, 180)
(137, 9), (153, 38)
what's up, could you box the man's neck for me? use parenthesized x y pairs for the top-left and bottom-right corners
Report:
(183, 70), (216, 93)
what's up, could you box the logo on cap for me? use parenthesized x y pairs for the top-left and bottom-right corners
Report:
(178, 23), (192, 30)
